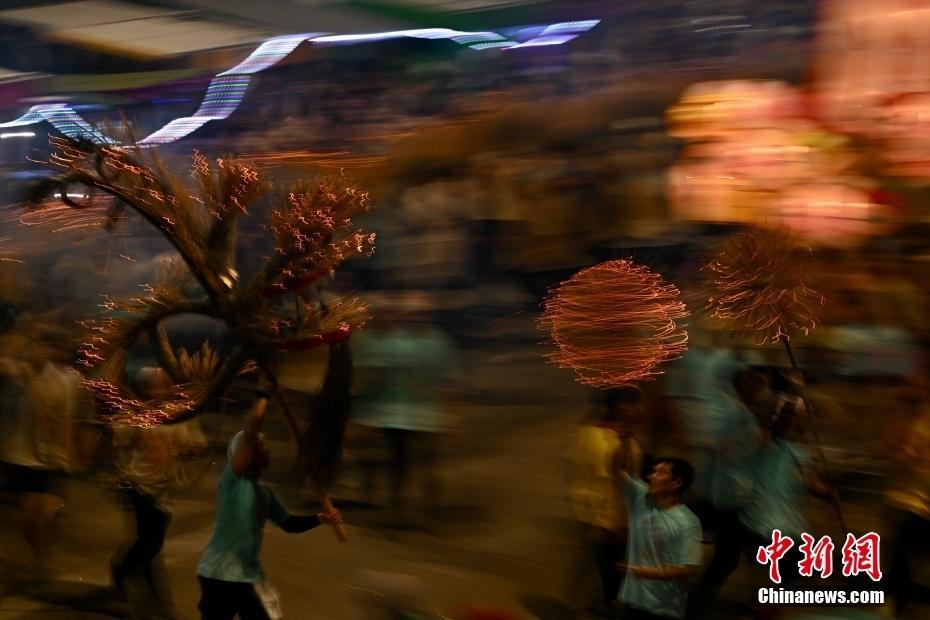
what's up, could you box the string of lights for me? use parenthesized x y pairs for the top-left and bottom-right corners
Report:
(0, 20), (599, 147)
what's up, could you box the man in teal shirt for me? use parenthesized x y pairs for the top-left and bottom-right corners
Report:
(197, 390), (342, 619)
(615, 449), (703, 620)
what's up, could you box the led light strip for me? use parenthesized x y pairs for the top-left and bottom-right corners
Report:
(0, 103), (118, 144)
(1, 20), (599, 147)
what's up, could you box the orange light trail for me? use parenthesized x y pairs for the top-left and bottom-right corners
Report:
(239, 150), (388, 169)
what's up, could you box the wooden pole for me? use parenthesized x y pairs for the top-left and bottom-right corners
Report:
(782, 339), (848, 533)
(262, 364), (347, 543)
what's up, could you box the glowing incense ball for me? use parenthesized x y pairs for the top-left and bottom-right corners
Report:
(541, 260), (689, 388)
(704, 227), (825, 344)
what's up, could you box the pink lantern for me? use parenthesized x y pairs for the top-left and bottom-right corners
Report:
(877, 92), (930, 177)
(776, 183), (887, 245)
(811, 0), (930, 133)
(667, 80), (802, 140)
(666, 160), (766, 223)
(714, 129), (820, 190)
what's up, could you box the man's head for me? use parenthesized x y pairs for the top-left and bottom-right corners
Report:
(604, 386), (644, 427)
(733, 366), (772, 406)
(229, 431), (271, 477)
(647, 457), (695, 500)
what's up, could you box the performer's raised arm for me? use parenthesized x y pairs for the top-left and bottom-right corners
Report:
(232, 389), (269, 477)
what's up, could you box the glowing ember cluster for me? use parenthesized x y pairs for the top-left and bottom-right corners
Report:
(269, 173), (376, 276)
(704, 227), (825, 344)
(191, 151), (265, 220)
(85, 378), (199, 429)
(540, 260), (689, 388)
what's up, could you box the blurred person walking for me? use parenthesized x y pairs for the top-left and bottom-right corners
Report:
(566, 386), (645, 617)
(694, 367), (831, 619)
(352, 292), (458, 528)
(197, 389), (342, 620)
(0, 330), (84, 580)
(110, 367), (207, 618)
(690, 363), (767, 608)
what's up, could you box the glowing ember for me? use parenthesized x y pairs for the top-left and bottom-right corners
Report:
(704, 227), (825, 344)
(540, 260), (689, 388)
(85, 378), (198, 429)
(269, 173), (376, 275)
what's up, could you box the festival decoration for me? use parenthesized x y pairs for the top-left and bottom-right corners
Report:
(667, 0), (930, 242)
(665, 74), (896, 242)
(811, 0), (930, 136)
(0, 20), (600, 147)
(540, 259), (688, 388)
(775, 183), (889, 246)
(875, 92), (930, 178)
(25, 137), (375, 540)
(703, 226), (824, 346)
(666, 80), (803, 140)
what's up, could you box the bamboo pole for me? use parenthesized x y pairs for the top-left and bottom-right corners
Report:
(782, 338), (848, 533)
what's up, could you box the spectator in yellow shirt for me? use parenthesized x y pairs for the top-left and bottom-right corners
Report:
(568, 387), (645, 617)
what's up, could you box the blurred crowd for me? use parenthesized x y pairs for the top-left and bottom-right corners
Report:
(4, 0), (930, 618)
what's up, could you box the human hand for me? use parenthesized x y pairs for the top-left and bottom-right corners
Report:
(256, 371), (277, 399)
(784, 369), (805, 390)
(318, 509), (343, 525)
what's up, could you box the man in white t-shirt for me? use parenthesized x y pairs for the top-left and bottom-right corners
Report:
(614, 451), (703, 620)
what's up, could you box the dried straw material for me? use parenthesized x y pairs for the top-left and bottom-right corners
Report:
(26, 139), (374, 427)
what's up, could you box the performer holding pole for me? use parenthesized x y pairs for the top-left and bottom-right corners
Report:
(196, 389), (343, 620)
(23, 142), (374, 552)
(704, 226), (846, 532)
